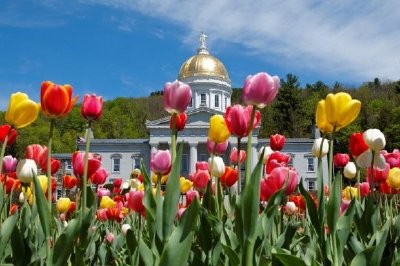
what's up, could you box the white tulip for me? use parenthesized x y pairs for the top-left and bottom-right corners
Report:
(208, 156), (225, 178)
(343, 162), (357, 179)
(312, 138), (329, 158)
(363, 129), (386, 151)
(285, 201), (297, 215)
(19, 192), (25, 203)
(356, 150), (386, 170)
(121, 224), (131, 235)
(16, 159), (37, 184)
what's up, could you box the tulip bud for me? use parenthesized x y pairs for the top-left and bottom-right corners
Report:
(170, 112), (187, 131)
(121, 224), (131, 236)
(386, 167), (400, 190)
(270, 134), (286, 151)
(242, 72), (280, 109)
(363, 129), (386, 151)
(16, 159), (38, 183)
(343, 162), (357, 179)
(150, 149), (171, 176)
(2, 155), (17, 173)
(333, 153), (350, 168)
(113, 177), (122, 188)
(90, 167), (109, 185)
(208, 156), (225, 178)
(185, 190), (199, 206)
(177, 207), (186, 220)
(99, 196), (116, 209)
(19, 192), (25, 203)
(312, 138), (329, 158)
(5, 92), (40, 128)
(97, 188), (111, 199)
(163, 80), (192, 114)
(180, 177), (193, 194)
(230, 147), (246, 165)
(126, 190), (145, 214)
(81, 94), (103, 121)
(0, 125), (18, 146)
(358, 182), (370, 197)
(195, 161), (209, 171)
(342, 186), (358, 200)
(191, 170), (210, 191)
(207, 139), (228, 155)
(56, 197), (71, 213)
(285, 201), (297, 215)
(208, 115), (230, 144)
(41, 81), (78, 119)
(105, 232), (114, 244)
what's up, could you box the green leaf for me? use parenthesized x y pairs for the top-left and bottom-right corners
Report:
(222, 244), (240, 266)
(53, 218), (81, 266)
(11, 227), (30, 266)
(0, 214), (18, 260)
(273, 250), (308, 266)
(299, 179), (320, 236)
(327, 172), (341, 234)
(32, 172), (51, 239)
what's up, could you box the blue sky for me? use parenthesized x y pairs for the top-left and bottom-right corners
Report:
(0, 0), (399, 110)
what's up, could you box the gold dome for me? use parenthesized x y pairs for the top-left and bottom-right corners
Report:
(178, 54), (229, 80)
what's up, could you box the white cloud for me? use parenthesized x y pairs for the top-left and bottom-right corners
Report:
(90, 0), (400, 82)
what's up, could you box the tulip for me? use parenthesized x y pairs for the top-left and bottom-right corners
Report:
(342, 186), (358, 200)
(180, 177), (193, 193)
(289, 195), (306, 211)
(150, 149), (171, 176)
(40, 81), (78, 118)
(208, 156), (225, 178)
(367, 163), (389, 183)
(195, 161), (209, 171)
(81, 94), (103, 121)
(259, 146), (274, 164)
(260, 167), (298, 201)
(2, 155), (17, 173)
(5, 92), (40, 128)
(97, 188), (111, 199)
(356, 130), (386, 170)
(315, 92), (361, 133)
(177, 207), (186, 220)
(207, 139), (228, 155)
(242, 72), (280, 109)
(170, 112), (187, 131)
(266, 151), (290, 174)
(386, 167), (400, 190)
(185, 190), (199, 207)
(224, 105), (261, 138)
(151, 174), (168, 184)
(220, 166), (238, 188)
(343, 162), (357, 179)
(383, 150), (400, 169)
(358, 182), (370, 197)
(41, 157), (60, 175)
(208, 115), (230, 144)
(349, 133), (369, 159)
(340, 200), (351, 215)
(9, 204), (18, 215)
(105, 232), (114, 244)
(113, 177), (122, 188)
(37, 175), (48, 193)
(312, 138), (329, 158)
(121, 224), (131, 236)
(380, 181), (395, 194)
(72, 151), (101, 178)
(270, 134), (286, 151)
(333, 153), (350, 169)
(230, 148), (246, 165)
(25, 144), (48, 168)
(63, 175), (78, 189)
(126, 190), (145, 214)
(5, 176), (20, 194)
(163, 80), (192, 114)
(90, 167), (109, 185)
(0, 125), (17, 145)
(285, 202), (297, 215)
(56, 198), (71, 213)
(191, 170), (210, 191)
(99, 196), (116, 209)
(68, 201), (76, 214)
(96, 209), (108, 221)
(16, 159), (37, 183)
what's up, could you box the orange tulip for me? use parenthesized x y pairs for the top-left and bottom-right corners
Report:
(41, 81), (78, 118)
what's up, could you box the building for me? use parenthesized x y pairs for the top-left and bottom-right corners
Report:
(56, 33), (325, 192)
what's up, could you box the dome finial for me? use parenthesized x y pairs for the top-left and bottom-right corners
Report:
(197, 32), (209, 55)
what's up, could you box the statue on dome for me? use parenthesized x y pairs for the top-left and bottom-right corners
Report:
(199, 32), (207, 49)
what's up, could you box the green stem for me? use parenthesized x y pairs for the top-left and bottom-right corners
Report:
(245, 106), (257, 187)
(369, 150), (375, 201)
(328, 130), (335, 187)
(237, 137), (242, 194)
(81, 121), (92, 219)
(0, 131), (9, 192)
(356, 167), (361, 201)
(244, 239), (254, 266)
(47, 119), (55, 264)
(170, 113), (177, 163)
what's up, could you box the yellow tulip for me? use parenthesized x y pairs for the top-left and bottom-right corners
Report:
(151, 174), (168, 184)
(56, 197), (71, 213)
(180, 177), (193, 194)
(37, 175), (48, 193)
(208, 115), (230, 143)
(22, 186), (33, 205)
(99, 196), (116, 209)
(5, 92), (40, 128)
(342, 186), (358, 200)
(315, 92), (360, 133)
(387, 167), (400, 190)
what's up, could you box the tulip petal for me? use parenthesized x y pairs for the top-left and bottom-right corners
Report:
(338, 100), (361, 128)
(356, 150), (372, 168)
(11, 100), (40, 128)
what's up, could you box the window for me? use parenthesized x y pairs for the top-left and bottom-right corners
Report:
(199, 153), (208, 162)
(215, 95), (219, 108)
(188, 97), (192, 107)
(57, 189), (62, 199)
(133, 158), (140, 170)
(307, 157), (315, 172)
(65, 160), (72, 171)
(111, 154), (122, 173)
(308, 180), (316, 191)
(200, 94), (206, 106)
(182, 154), (189, 173)
(224, 97), (227, 108)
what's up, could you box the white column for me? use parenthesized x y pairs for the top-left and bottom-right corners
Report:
(251, 145), (258, 170)
(189, 142), (198, 173)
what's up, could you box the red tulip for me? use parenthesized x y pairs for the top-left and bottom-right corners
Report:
(81, 94), (103, 121)
(266, 151), (290, 174)
(170, 112), (187, 131)
(260, 167), (298, 201)
(220, 166), (238, 188)
(207, 139), (228, 155)
(229, 147), (246, 165)
(242, 72), (280, 109)
(4, 176), (20, 194)
(0, 125), (17, 146)
(113, 177), (123, 188)
(379, 181), (396, 194)
(185, 190), (199, 207)
(25, 144), (48, 168)
(289, 195), (306, 211)
(150, 149), (171, 176)
(195, 161), (209, 171)
(127, 190), (145, 214)
(71, 151), (101, 178)
(224, 105), (261, 138)
(333, 153), (350, 168)
(63, 175), (78, 189)
(270, 134), (286, 151)
(349, 132), (369, 159)
(177, 207), (186, 220)
(163, 80), (192, 114)
(41, 81), (78, 118)
(358, 182), (370, 197)
(367, 163), (390, 183)
(41, 157), (60, 175)
(90, 167), (109, 185)
(191, 169), (210, 192)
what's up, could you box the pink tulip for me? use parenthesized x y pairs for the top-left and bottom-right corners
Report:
(242, 72), (280, 109)
(72, 151), (102, 178)
(333, 153), (350, 169)
(105, 232), (114, 243)
(177, 207), (186, 220)
(224, 105), (261, 138)
(207, 139), (228, 155)
(90, 167), (109, 185)
(96, 209), (108, 221)
(340, 200), (351, 215)
(185, 190), (199, 207)
(195, 161), (209, 171)
(266, 151), (290, 174)
(81, 94), (103, 121)
(230, 147), (246, 165)
(2, 155), (17, 173)
(260, 167), (298, 201)
(25, 144), (48, 168)
(382, 150), (400, 168)
(163, 80), (192, 114)
(150, 149), (171, 176)
(270, 134), (286, 151)
(126, 190), (145, 214)
(97, 188), (111, 199)
(358, 182), (370, 197)
(191, 169), (210, 191)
